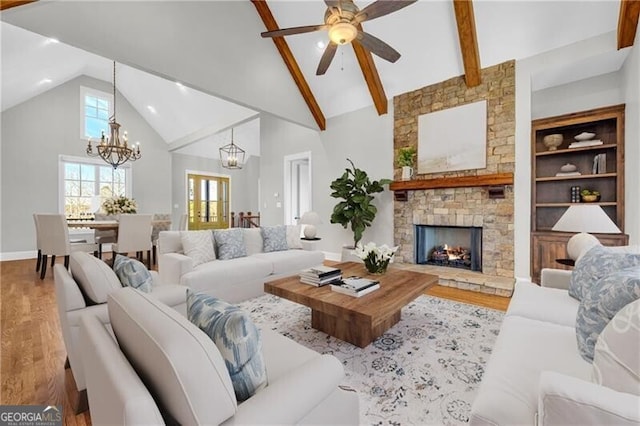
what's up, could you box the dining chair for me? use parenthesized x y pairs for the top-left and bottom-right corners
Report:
(151, 213), (172, 265)
(33, 213), (42, 272)
(178, 213), (188, 231)
(93, 213), (117, 259)
(111, 214), (153, 268)
(35, 214), (98, 279)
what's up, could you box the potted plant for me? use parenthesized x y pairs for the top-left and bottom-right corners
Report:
(397, 146), (416, 180)
(329, 159), (391, 250)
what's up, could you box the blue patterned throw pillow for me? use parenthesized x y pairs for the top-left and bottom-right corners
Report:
(569, 245), (640, 301)
(213, 228), (247, 260)
(112, 254), (153, 293)
(576, 266), (640, 362)
(261, 225), (289, 253)
(187, 290), (267, 401)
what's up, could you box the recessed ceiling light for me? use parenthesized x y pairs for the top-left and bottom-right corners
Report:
(38, 78), (52, 85)
(147, 105), (157, 114)
(316, 41), (326, 49)
(45, 38), (59, 44)
(176, 81), (187, 93)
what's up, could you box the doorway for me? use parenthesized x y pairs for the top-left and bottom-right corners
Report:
(186, 173), (230, 230)
(284, 152), (312, 226)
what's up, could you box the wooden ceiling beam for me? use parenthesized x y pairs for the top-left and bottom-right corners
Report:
(0, 0), (37, 11)
(251, 0), (326, 131)
(352, 24), (388, 116)
(618, 0), (640, 49)
(453, 0), (481, 87)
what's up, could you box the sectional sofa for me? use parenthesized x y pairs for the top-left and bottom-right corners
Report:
(79, 287), (360, 425)
(53, 252), (187, 396)
(470, 233), (640, 425)
(158, 227), (325, 303)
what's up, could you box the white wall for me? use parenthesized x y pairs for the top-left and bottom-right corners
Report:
(170, 153), (260, 229)
(531, 71), (623, 119)
(1, 75), (171, 257)
(260, 105), (394, 258)
(622, 29), (640, 245)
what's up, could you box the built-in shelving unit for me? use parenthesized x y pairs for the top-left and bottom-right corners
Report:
(530, 104), (627, 283)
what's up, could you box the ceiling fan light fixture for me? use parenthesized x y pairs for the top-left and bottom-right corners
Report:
(328, 22), (357, 45)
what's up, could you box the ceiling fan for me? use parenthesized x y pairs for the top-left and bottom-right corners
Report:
(261, 0), (417, 75)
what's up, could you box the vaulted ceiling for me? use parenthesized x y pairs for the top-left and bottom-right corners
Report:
(1, 1), (638, 147)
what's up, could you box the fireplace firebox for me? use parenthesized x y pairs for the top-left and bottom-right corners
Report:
(414, 225), (482, 272)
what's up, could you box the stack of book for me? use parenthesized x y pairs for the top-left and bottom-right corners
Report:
(568, 139), (603, 148)
(299, 265), (342, 286)
(330, 276), (380, 297)
(592, 153), (607, 174)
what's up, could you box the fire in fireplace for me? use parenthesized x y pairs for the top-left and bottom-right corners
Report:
(414, 225), (482, 272)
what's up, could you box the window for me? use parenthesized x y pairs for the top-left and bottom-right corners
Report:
(59, 156), (132, 218)
(80, 86), (112, 140)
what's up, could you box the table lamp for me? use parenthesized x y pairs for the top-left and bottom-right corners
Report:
(299, 211), (322, 239)
(552, 205), (621, 233)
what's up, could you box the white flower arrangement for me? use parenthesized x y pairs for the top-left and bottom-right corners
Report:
(102, 196), (137, 215)
(353, 242), (399, 274)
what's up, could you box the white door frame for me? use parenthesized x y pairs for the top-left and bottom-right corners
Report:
(283, 151), (312, 225)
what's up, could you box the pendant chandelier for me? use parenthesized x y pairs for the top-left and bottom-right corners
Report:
(219, 128), (245, 169)
(86, 61), (141, 169)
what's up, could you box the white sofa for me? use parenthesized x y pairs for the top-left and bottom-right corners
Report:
(79, 287), (360, 425)
(470, 234), (640, 425)
(158, 228), (325, 302)
(53, 252), (187, 396)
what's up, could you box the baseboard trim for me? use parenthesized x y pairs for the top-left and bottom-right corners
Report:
(323, 251), (341, 262)
(0, 251), (37, 261)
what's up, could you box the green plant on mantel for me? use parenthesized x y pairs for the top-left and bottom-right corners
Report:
(397, 146), (416, 168)
(329, 159), (391, 248)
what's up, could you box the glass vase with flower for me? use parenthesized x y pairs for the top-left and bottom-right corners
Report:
(352, 242), (399, 275)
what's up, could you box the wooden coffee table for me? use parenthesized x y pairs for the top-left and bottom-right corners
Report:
(264, 262), (439, 347)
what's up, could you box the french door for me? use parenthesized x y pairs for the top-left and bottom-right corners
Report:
(187, 173), (230, 230)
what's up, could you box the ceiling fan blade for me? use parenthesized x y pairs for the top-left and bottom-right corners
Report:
(355, 31), (401, 63)
(316, 42), (338, 75)
(261, 24), (328, 38)
(354, 0), (417, 23)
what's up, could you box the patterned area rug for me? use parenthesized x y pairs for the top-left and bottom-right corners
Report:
(237, 294), (504, 425)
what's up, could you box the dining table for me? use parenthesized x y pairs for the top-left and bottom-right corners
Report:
(67, 219), (171, 239)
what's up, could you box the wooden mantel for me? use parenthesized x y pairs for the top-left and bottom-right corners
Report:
(390, 172), (514, 201)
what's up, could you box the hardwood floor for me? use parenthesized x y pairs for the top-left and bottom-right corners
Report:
(0, 257), (510, 423)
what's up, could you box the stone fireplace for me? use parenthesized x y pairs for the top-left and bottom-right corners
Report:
(392, 60), (516, 297)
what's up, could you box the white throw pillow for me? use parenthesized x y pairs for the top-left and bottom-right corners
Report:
(243, 228), (264, 256)
(566, 232), (600, 261)
(70, 252), (122, 304)
(592, 299), (640, 396)
(286, 225), (303, 249)
(181, 231), (216, 267)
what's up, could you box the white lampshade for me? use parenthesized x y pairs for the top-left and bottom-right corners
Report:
(552, 205), (621, 234)
(298, 211), (322, 239)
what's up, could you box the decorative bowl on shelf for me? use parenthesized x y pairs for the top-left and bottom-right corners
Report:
(574, 132), (596, 141)
(581, 194), (601, 203)
(543, 134), (563, 151)
(560, 163), (577, 172)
